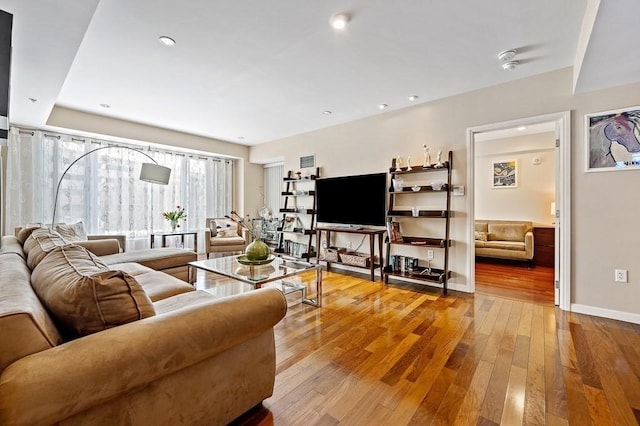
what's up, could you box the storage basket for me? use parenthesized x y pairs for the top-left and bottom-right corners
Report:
(339, 251), (371, 267)
(324, 247), (345, 262)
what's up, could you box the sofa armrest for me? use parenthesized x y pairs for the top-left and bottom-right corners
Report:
(0, 287), (287, 426)
(524, 231), (534, 259)
(87, 234), (126, 252)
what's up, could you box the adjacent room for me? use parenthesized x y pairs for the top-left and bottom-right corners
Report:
(2, 1), (640, 425)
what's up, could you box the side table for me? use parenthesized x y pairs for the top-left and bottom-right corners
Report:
(151, 231), (198, 252)
(533, 226), (555, 267)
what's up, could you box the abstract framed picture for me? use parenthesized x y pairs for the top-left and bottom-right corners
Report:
(492, 160), (517, 188)
(585, 105), (640, 172)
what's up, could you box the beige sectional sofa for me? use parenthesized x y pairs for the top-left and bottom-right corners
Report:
(474, 220), (534, 264)
(0, 227), (288, 425)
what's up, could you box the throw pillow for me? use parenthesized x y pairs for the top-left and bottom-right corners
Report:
(54, 221), (88, 243)
(16, 225), (43, 244)
(23, 228), (67, 270)
(474, 231), (487, 242)
(31, 245), (155, 338)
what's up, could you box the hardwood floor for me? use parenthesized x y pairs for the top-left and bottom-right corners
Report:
(194, 268), (640, 425)
(475, 260), (555, 306)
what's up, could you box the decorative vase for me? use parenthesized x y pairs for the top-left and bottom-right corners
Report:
(170, 219), (178, 232)
(245, 238), (270, 261)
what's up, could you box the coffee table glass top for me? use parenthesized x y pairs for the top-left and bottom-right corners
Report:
(189, 255), (316, 285)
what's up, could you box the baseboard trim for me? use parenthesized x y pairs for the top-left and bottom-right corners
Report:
(571, 303), (640, 325)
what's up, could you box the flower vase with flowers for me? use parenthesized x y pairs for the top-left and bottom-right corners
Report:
(163, 206), (187, 232)
(227, 211), (270, 261)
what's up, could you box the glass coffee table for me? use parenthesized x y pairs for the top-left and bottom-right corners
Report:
(189, 255), (322, 307)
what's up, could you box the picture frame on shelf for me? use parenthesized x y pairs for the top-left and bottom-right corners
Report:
(585, 105), (640, 172)
(492, 159), (517, 188)
(282, 214), (297, 232)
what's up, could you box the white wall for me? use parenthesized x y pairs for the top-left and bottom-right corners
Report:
(475, 132), (555, 226)
(250, 67), (640, 323)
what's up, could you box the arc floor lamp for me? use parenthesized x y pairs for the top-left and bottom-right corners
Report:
(51, 145), (171, 227)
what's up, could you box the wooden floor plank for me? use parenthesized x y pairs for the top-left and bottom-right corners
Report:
(194, 266), (639, 426)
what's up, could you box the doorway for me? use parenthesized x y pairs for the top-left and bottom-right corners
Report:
(466, 112), (571, 309)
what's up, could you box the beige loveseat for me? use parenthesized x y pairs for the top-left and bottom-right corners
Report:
(0, 228), (288, 425)
(474, 220), (534, 264)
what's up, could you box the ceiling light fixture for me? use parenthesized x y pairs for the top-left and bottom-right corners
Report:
(497, 50), (516, 61)
(502, 61), (518, 71)
(409, 95), (419, 101)
(517, 126), (527, 131)
(322, 110), (332, 115)
(379, 104), (388, 109)
(330, 13), (350, 30)
(158, 36), (176, 47)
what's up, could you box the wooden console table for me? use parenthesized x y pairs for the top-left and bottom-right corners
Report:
(315, 226), (385, 281)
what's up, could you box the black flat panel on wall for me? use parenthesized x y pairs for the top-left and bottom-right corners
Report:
(0, 9), (13, 142)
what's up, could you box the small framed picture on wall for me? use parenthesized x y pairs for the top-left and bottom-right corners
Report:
(585, 105), (640, 172)
(492, 160), (517, 188)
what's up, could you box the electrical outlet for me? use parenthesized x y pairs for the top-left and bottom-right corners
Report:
(615, 269), (628, 283)
(427, 249), (434, 260)
(346, 241), (352, 250)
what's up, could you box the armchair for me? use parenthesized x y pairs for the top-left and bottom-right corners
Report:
(204, 217), (250, 258)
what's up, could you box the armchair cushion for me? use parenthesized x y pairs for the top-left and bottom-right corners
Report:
(31, 245), (155, 338)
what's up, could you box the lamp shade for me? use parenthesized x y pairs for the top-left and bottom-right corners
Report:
(140, 163), (171, 185)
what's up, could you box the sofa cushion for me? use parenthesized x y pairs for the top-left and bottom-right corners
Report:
(23, 228), (67, 270)
(101, 247), (196, 271)
(31, 245), (155, 338)
(54, 221), (88, 242)
(0, 251), (63, 372)
(487, 223), (529, 242)
(474, 222), (488, 233)
(108, 263), (195, 302)
(483, 241), (526, 251)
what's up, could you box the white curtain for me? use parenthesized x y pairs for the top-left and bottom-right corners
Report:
(5, 127), (232, 252)
(263, 163), (284, 218)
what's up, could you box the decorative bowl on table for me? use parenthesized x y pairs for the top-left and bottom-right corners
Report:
(236, 254), (276, 266)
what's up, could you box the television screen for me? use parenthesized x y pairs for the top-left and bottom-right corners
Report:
(316, 172), (387, 227)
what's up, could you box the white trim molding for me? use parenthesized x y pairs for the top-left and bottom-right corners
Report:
(571, 304), (640, 325)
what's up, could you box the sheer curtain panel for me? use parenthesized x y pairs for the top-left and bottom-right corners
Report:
(5, 128), (232, 252)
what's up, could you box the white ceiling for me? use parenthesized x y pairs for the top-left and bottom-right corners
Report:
(1, 0), (639, 146)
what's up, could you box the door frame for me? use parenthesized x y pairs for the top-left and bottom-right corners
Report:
(465, 111), (571, 310)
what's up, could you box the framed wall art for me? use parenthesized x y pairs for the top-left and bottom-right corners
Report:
(492, 160), (517, 188)
(585, 105), (640, 172)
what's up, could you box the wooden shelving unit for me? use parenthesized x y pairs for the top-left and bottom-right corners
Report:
(383, 151), (453, 294)
(275, 168), (319, 261)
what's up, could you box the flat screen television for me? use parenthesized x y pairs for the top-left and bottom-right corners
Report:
(316, 172), (387, 227)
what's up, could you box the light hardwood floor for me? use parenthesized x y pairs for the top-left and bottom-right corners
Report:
(193, 267), (640, 425)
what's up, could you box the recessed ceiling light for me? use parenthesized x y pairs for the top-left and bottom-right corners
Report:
(99, 103), (110, 108)
(517, 126), (527, 131)
(409, 95), (419, 101)
(379, 104), (388, 109)
(497, 50), (516, 61)
(158, 36), (176, 47)
(502, 61), (518, 71)
(330, 13), (350, 30)
(322, 110), (332, 115)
